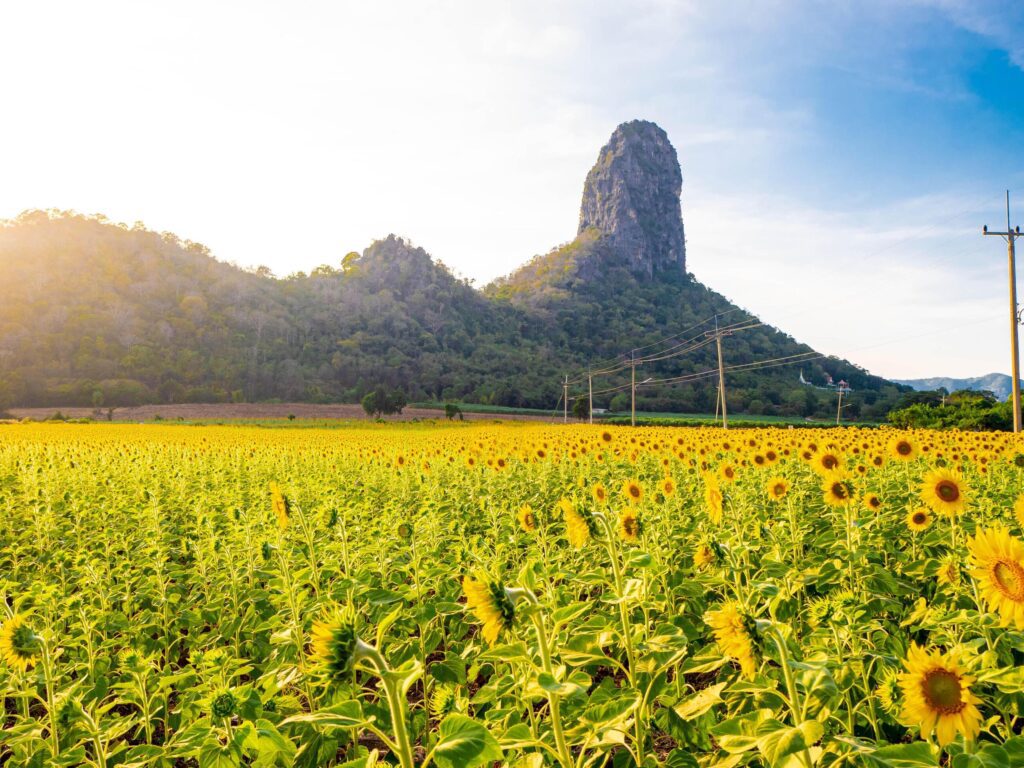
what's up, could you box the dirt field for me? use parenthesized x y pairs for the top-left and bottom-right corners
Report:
(7, 402), (559, 423)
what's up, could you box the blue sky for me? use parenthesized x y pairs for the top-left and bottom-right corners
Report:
(0, 0), (1022, 379)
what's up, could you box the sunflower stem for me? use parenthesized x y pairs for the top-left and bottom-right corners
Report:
(770, 628), (814, 768)
(527, 608), (574, 768)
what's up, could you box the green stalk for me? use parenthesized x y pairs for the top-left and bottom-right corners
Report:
(361, 644), (416, 768)
(770, 629), (814, 768)
(526, 609), (574, 768)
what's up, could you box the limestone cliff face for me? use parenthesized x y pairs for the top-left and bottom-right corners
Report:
(578, 120), (686, 278)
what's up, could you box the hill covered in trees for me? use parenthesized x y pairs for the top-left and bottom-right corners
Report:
(0, 121), (907, 420)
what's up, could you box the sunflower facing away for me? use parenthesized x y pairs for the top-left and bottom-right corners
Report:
(311, 616), (361, 679)
(517, 504), (538, 533)
(920, 468), (969, 517)
(704, 602), (757, 679)
(898, 643), (982, 746)
(560, 497), (598, 548)
(704, 475), (724, 525)
(968, 525), (1024, 629)
(0, 614), (40, 672)
(694, 543), (716, 570)
(462, 574), (515, 645)
(269, 482), (290, 531)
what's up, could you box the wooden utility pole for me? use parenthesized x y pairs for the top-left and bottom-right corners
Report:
(835, 386), (844, 425)
(563, 375), (568, 424)
(705, 320), (733, 429)
(984, 191), (1022, 433)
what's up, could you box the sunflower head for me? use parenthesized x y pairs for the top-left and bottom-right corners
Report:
(822, 474), (855, 507)
(704, 602), (758, 679)
(311, 615), (362, 679)
(864, 493), (882, 512)
(560, 498), (598, 547)
(517, 505), (538, 532)
(906, 508), (932, 533)
(622, 479), (644, 504)
(269, 482), (290, 531)
(704, 475), (724, 525)
(766, 476), (789, 501)
(968, 525), (1024, 628)
(592, 483), (608, 504)
(0, 614), (40, 672)
(661, 477), (676, 497)
(898, 643), (982, 746)
(462, 574), (516, 645)
(618, 509), (642, 542)
(694, 542), (716, 570)
(876, 667), (903, 716)
(920, 468), (969, 517)
(936, 556), (959, 587)
(890, 437), (917, 461)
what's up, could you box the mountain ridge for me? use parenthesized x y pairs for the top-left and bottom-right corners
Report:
(894, 373), (1017, 401)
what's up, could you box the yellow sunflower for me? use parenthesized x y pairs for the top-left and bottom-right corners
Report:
(622, 479), (644, 504)
(898, 643), (982, 746)
(1014, 493), (1024, 531)
(890, 436), (917, 461)
(310, 616), (360, 678)
(822, 473), (855, 507)
(694, 543), (716, 570)
(906, 508), (932, 533)
(618, 509), (641, 542)
(719, 463), (738, 484)
(811, 448), (843, 476)
(704, 602), (757, 679)
(517, 505), (537, 532)
(766, 476), (789, 501)
(592, 483), (608, 504)
(920, 468), (969, 517)
(269, 481), (290, 531)
(937, 556), (959, 587)
(560, 497), (596, 548)
(704, 475), (724, 525)
(967, 525), (1024, 628)
(661, 477), (676, 497)
(0, 614), (40, 672)
(462, 574), (515, 645)
(864, 493), (882, 513)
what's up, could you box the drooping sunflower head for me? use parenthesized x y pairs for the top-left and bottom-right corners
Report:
(462, 574), (516, 645)
(622, 479), (644, 504)
(704, 602), (758, 679)
(269, 482), (290, 531)
(766, 476), (789, 502)
(618, 509), (642, 542)
(694, 542), (716, 570)
(920, 468), (969, 517)
(968, 525), (1024, 628)
(890, 436), (917, 461)
(0, 614), (40, 673)
(560, 497), (598, 547)
(898, 643), (982, 746)
(906, 508), (932, 533)
(517, 505), (538, 533)
(310, 614), (362, 679)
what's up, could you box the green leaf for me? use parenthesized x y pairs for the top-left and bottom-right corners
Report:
(870, 741), (941, 767)
(757, 720), (823, 766)
(431, 713), (503, 768)
(673, 682), (727, 720)
(710, 708), (777, 754)
(581, 690), (640, 726)
(281, 700), (370, 729)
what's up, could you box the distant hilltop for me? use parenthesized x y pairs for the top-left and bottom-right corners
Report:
(894, 373), (1018, 401)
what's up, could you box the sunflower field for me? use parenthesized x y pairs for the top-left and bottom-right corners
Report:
(3, 422), (1024, 768)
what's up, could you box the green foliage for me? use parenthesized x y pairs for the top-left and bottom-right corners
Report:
(361, 387), (407, 418)
(444, 403), (464, 421)
(888, 389), (1013, 431)
(572, 395), (589, 420)
(0, 211), (908, 418)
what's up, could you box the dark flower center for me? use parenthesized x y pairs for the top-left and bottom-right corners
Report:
(936, 481), (959, 502)
(921, 669), (965, 714)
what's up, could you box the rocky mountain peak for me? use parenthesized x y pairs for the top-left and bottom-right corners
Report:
(578, 120), (686, 278)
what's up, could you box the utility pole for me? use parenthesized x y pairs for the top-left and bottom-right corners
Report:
(588, 371), (593, 425)
(835, 386), (843, 425)
(705, 318), (733, 429)
(984, 191), (1022, 433)
(563, 375), (568, 423)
